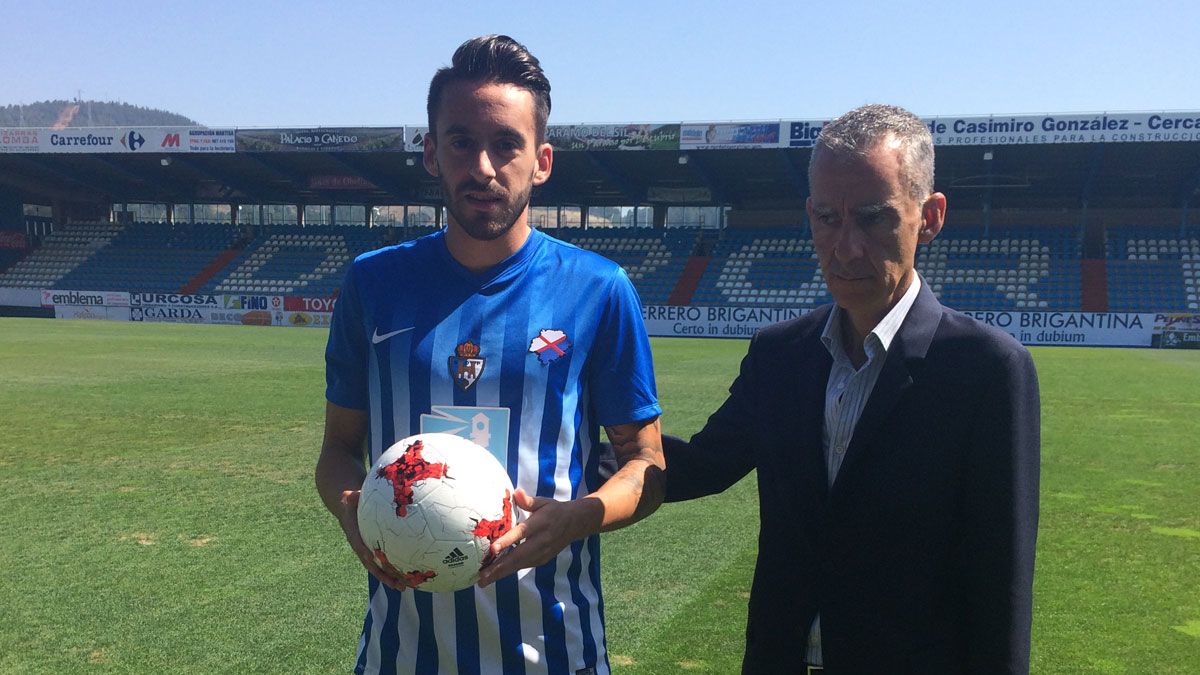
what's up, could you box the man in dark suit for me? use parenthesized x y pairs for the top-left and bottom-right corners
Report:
(663, 104), (1040, 673)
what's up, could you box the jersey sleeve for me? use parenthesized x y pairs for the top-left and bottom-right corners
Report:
(588, 269), (662, 428)
(324, 263), (369, 410)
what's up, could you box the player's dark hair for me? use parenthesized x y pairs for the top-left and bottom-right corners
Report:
(427, 35), (552, 143)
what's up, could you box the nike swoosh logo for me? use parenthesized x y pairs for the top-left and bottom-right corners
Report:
(371, 326), (415, 344)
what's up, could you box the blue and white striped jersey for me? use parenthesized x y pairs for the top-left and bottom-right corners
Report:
(325, 228), (661, 675)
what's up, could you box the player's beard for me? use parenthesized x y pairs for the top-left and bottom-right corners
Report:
(442, 176), (533, 242)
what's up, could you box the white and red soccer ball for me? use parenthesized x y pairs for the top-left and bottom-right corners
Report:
(357, 433), (515, 593)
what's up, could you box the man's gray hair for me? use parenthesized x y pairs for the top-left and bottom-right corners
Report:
(809, 103), (935, 200)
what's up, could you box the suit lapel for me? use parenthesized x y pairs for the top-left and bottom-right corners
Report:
(795, 328), (833, 506)
(774, 306), (833, 509)
(833, 348), (913, 489)
(831, 280), (943, 494)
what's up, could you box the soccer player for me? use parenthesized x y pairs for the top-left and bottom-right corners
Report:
(315, 35), (665, 675)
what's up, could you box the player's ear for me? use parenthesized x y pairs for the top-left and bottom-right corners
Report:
(532, 142), (552, 186)
(919, 192), (946, 244)
(423, 133), (439, 178)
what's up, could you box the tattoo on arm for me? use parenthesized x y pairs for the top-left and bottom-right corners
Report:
(617, 472), (644, 494)
(601, 417), (665, 528)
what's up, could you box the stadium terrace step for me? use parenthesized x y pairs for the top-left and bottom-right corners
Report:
(1081, 259), (1109, 312)
(668, 256), (710, 305)
(181, 246), (244, 295)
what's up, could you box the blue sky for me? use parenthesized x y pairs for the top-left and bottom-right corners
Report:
(5, 1), (1199, 128)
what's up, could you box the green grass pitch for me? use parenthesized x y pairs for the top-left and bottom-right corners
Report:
(0, 318), (1197, 673)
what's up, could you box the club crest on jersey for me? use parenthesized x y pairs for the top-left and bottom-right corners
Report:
(448, 341), (485, 390)
(529, 329), (571, 365)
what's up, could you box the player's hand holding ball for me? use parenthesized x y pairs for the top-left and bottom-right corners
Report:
(356, 433), (516, 593)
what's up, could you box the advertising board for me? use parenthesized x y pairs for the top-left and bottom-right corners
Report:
(643, 305), (1165, 347)
(282, 311), (332, 327)
(236, 128), (406, 152)
(35, 127), (222, 153)
(680, 122), (782, 149)
(547, 124), (680, 151)
(41, 289), (130, 308)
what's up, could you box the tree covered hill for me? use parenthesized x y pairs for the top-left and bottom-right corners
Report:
(0, 100), (198, 127)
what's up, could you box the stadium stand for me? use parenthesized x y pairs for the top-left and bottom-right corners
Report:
(204, 224), (695, 302)
(1190, 265), (1199, 312)
(0, 221), (123, 289)
(3, 219), (1196, 313)
(54, 221), (238, 293)
(917, 226), (1082, 311)
(547, 227), (698, 305)
(1105, 226), (1200, 312)
(204, 225), (388, 296)
(686, 225), (1082, 311)
(0, 248), (23, 274)
(2, 110), (1198, 318)
(691, 227), (825, 307)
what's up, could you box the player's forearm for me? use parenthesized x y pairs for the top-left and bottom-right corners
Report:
(592, 418), (665, 532)
(315, 447), (368, 520)
(589, 455), (665, 532)
(316, 402), (370, 521)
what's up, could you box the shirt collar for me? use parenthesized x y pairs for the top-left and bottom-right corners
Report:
(437, 226), (542, 287)
(821, 274), (922, 361)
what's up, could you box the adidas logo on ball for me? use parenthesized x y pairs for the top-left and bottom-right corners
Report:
(442, 548), (469, 568)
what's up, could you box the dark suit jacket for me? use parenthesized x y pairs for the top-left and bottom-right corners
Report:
(664, 282), (1040, 674)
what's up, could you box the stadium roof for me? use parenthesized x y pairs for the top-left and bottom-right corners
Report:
(2, 113), (1199, 213)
